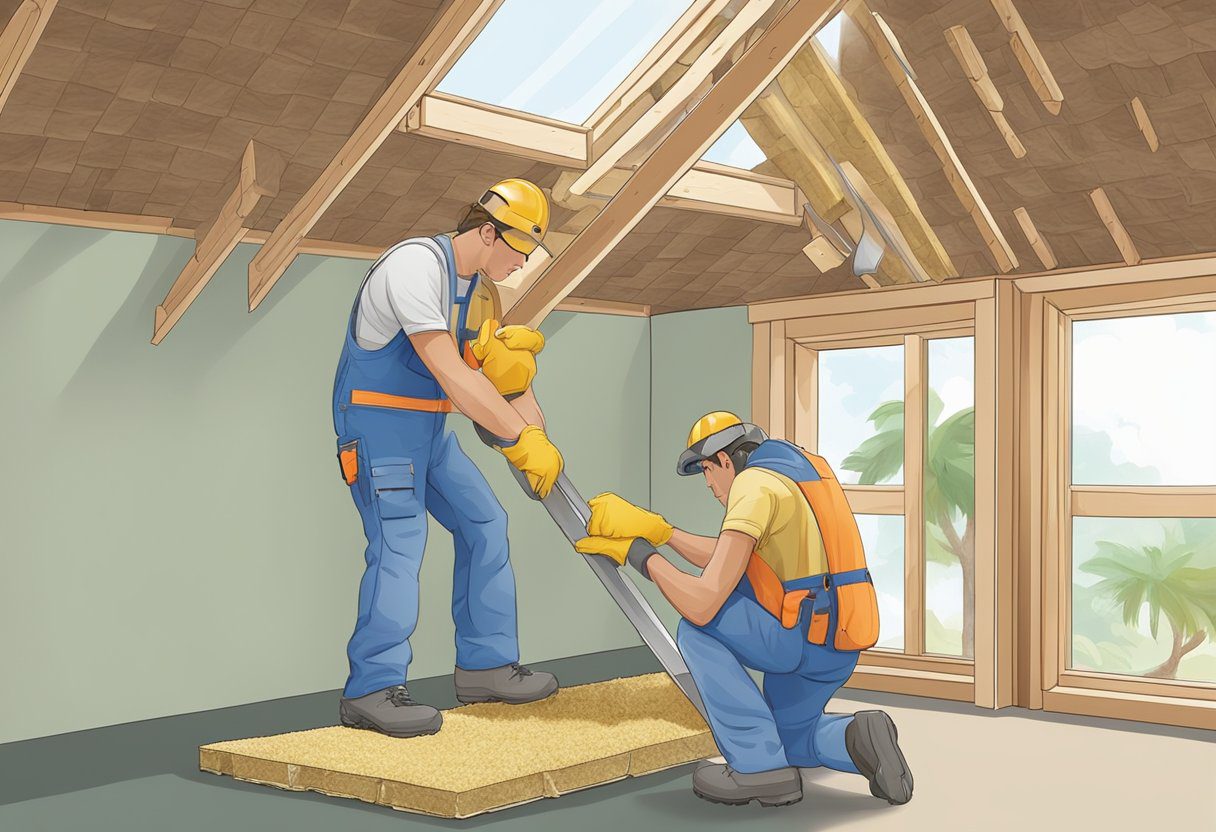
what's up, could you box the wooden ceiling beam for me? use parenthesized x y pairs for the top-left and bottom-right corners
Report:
(246, 0), (499, 312)
(0, 0), (57, 115)
(567, 0), (784, 198)
(1089, 187), (1140, 266)
(399, 92), (591, 168)
(503, 0), (847, 328)
(555, 162), (802, 227)
(152, 141), (281, 345)
(856, 5), (1018, 274)
(989, 0), (1063, 115)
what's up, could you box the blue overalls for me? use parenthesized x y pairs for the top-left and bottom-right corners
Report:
(332, 235), (519, 700)
(676, 440), (867, 775)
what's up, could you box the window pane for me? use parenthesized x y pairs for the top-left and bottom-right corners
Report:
(856, 514), (904, 650)
(819, 344), (904, 485)
(437, 0), (693, 123)
(1072, 517), (1216, 684)
(924, 337), (974, 659)
(1072, 312), (1216, 486)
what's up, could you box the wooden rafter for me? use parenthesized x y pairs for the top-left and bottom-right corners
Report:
(567, 0), (783, 198)
(585, 0), (732, 137)
(0, 0), (57, 115)
(1013, 206), (1056, 270)
(751, 36), (956, 285)
(245, 0), (499, 312)
(856, 5), (1018, 274)
(503, 0), (846, 328)
(751, 81), (848, 221)
(989, 0), (1063, 115)
(1089, 187), (1140, 266)
(152, 142), (282, 345)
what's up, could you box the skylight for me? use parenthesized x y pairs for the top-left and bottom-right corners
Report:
(702, 121), (767, 170)
(437, 0), (694, 124)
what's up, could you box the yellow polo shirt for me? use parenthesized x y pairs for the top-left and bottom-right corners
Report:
(720, 467), (828, 582)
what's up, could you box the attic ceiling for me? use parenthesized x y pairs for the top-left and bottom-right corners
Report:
(1, 0), (1215, 329)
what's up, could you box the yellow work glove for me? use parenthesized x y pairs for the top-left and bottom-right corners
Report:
(499, 425), (564, 498)
(471, 319), (543, 396)
(575, 535), (659, 580)
(574, 536), (633, 565)
(586, 493), (673, 547)
(494, 324), (544, 354)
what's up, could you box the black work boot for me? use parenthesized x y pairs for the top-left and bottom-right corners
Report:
(692, 762), (803, 807)
(845, 710), (913, 805)
(454, 663), (558, 704)
(339, 685), (442, 738)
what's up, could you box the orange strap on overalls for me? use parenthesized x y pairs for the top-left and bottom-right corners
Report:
(745, 450), (880, 652)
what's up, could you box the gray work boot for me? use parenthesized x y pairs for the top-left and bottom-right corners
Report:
(692, 762), (803, 807)
(339, 685), (442, 738)
(454, 663), (558, 705)
(845, 710), (913, 805)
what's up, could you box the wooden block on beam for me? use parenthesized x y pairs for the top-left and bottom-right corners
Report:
(945, 25), (985, 81)
(991, 0), (1063, 115)
(1088, 187), (1140, 266)
(1013, 206), (1055, 270)
(945, 25), (1025, 159)
(1128, 97), (1158, 153)
(802, 234), (846, 271)
(153, 141), (281, 345)
(0, 0), (58, 115)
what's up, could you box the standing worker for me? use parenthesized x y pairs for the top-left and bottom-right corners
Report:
(575, 412), (913, 807)
(332, 179), (564, 738)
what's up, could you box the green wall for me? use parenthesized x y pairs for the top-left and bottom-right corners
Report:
(637, 307), (754, 629)
(0, 221), (655, 744)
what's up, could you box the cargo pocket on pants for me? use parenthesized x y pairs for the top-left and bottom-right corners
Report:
(371, 458), (423, 554)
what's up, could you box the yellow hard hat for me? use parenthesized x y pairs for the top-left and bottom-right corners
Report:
(677, 411), (767, 476)
(479, 178), (551, 257)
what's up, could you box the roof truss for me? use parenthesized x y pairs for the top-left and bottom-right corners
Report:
(503, 0), (847, 328)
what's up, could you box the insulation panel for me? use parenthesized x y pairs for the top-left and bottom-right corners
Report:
(199, 673), (715, 819)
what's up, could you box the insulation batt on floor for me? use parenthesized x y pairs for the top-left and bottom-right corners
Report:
(200, 673), (717, 818)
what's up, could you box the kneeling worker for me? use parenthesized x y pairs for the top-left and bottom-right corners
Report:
(576, 412), (913, 807)
(332, 179), (564, 738)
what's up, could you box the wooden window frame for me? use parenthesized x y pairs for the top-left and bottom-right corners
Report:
(752, 281), (994, 705)
(1029, 283), (1216, 730)
(753, 263), (1216, 729)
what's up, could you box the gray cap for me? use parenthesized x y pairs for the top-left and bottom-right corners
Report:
(676, 421), (768, 476)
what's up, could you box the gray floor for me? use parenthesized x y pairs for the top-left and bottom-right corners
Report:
(3, 647), (1213, 832)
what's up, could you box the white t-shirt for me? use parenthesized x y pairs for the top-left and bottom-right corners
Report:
(354, 241), (473, 350)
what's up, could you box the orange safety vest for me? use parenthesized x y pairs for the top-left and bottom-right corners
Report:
(741, 443), (880, 652)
